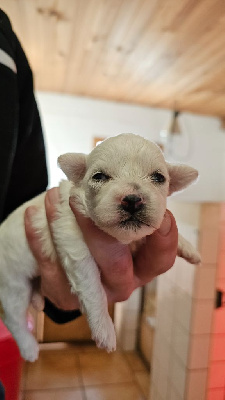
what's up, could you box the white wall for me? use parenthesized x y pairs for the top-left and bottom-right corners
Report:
(36, 91), (225, 202)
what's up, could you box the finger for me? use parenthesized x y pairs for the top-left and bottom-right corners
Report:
(24, 206), (48, 263)
(40, 265), (81, 310)
(43, 189), (81, 309)
(25, 194), (80, 310)
(157, 210), (173, 236)
(70, 198), (134, 302)
(133, 210), (178, 286)
(44, 187), (60, 226)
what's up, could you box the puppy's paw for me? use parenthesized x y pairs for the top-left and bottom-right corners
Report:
(181, 247), (201, 264)
(91, 315), (116, 352)
(178, 234), (201, 265)
(19, 334), (39, 362)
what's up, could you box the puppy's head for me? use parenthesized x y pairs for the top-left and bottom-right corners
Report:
(58, 134), (198, 243)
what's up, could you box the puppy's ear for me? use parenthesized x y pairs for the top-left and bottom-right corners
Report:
(58, 153), (87, 182)
(167, 163), (198, 195)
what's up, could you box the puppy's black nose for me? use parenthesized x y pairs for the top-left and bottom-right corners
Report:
(121, 194), (143, 214)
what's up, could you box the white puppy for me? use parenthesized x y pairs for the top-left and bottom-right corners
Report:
(0, 133), (200, 362)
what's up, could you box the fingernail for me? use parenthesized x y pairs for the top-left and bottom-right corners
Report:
(25, 206), (38, 221)
(47, 187), (59, 205)
(158, 211), (172, 236)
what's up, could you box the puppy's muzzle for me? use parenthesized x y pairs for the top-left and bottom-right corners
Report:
(121, 194), (144, 215)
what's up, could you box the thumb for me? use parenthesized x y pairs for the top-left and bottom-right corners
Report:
(157, 210), (173, 236)
(134, 210), (178, 285)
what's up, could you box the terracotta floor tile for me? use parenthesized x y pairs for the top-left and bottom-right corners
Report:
(80, 344), (106, 353)
(134, 371), (150, 398)
(39, 342), (85, 353)
(23, 388), (83, 400)
(25, 349), (81, 390)
(85, 383), (146, 400)
(38, 341), (105, 354)
(79, 351), (133, 385)
(124, 351), (148, 372)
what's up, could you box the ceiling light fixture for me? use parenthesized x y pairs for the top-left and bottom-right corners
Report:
(159, 110), (191, 161)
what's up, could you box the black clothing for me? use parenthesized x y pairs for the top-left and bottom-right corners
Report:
(44, 298), (81, 324)
(0, 9), (80, 324)
(0, 10), (48, 223)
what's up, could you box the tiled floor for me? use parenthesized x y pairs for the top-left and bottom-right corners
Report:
(20, 342), (150, 400)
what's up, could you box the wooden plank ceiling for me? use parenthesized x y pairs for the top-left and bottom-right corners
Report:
(1, 0), (225, 116)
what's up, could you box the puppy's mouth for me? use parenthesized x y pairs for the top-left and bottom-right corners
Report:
(119, 216), (151, 230)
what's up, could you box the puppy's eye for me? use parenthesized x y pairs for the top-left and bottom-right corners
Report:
(92, 172), (110, 182)
(151, 171), (166, 184)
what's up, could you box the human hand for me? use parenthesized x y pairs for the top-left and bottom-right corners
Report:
(25, 187), (178, 310)
(25, 188), (80, 311)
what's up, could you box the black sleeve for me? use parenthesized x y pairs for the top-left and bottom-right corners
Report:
(0, 9), (48, 222)
(0, 9), (81, 324)
(44, 298), (82, 324)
